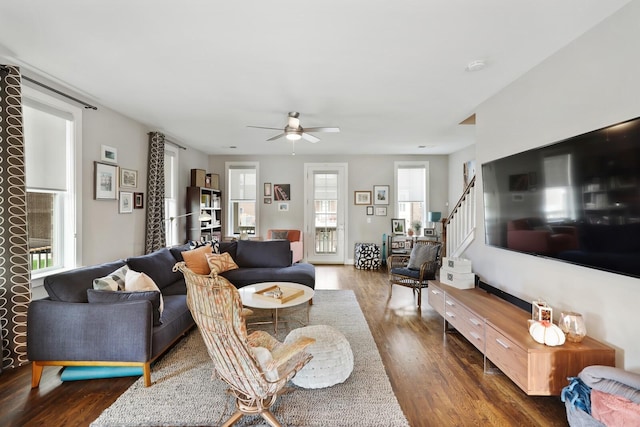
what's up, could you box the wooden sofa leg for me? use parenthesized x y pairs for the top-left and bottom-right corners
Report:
(31, 362), (44, 388)
(143, 363), (152, 387)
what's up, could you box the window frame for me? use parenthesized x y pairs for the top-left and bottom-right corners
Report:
(225, 161), (259, 237)
(394, 161), (430, 232)
(23, 85), (83, 281)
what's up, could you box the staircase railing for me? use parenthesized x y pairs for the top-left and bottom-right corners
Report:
(441, 176), (476, 258)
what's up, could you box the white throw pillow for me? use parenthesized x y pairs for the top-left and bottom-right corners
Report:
(93, 265), (129, 291)
(251, 346), (279, 382)
(125, 269), (164, 315)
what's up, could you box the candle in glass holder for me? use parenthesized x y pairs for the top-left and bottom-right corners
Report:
(559, 312), (587, 343)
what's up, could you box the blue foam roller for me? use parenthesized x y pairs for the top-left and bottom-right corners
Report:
(60, 365), (144, 381)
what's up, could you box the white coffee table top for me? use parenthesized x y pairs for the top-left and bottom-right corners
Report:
(238, 282), (314, 309)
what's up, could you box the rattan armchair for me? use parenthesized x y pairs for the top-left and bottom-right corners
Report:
(174, 262), (315, 427)
(387, 240), (441, 308)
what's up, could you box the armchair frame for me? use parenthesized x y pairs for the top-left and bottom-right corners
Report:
(387, 240), (441, 308)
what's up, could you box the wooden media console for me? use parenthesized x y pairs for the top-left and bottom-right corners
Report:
(428, 280), (615, 395)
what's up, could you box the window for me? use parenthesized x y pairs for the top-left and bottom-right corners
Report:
(395, 162), (429, 232)
(226, 162), (258, 236)
(23, 87), (82, 277)
(164, 144), (179, 246)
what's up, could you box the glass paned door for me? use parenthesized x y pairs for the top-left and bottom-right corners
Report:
(304, 163), (347, 264)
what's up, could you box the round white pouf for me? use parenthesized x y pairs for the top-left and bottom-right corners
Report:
(285, 325), (354, 389)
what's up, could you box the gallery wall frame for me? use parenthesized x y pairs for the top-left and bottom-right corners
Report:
(134, 192), (144, 209)
(274, 184), (290, 201)
(375, 207), (387, 216)
(264, 182), (272, 197)
(278, 202), (289, 211)
(354, 191), (372, 205)
(100, 145), (118, 164)
(94, 161), (118, 200)
(374, 185), (389, 205)
(119, 191), (133, 213)
(366, 206), (374, 215)
(120, 168), (138, 189)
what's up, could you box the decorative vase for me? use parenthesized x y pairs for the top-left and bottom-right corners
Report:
(559, 312), (587, 343)
(407, 229), (414, 237)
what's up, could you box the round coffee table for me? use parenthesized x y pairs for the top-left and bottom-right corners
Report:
(238, 282), (314, 332)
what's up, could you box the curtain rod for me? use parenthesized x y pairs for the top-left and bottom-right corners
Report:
(1, 65), (97, 110)
(165, 138), (187, 150)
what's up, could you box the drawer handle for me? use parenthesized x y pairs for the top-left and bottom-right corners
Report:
(496, 338), (510, 349)
(446, 300), (455, 307)
(446, 312), (456, 319)
(431, 290), (441, 295)
(470, 318), (481, 326)
(470, 331), (482, 341)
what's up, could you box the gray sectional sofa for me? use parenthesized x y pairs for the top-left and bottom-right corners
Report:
(27, 239), (315, 387)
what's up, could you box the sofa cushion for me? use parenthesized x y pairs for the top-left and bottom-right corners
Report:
(221, 263), (315, 289)
(44, 260), (127, 303)
(169, 243), (191, 262)
(206, 252), (239, 274)
(219, 241), (237, 259)
(93, 265), (129, 291)
(235, 240), (291, 268)
(181, 245), (213, 275)
(126, 248), (182, 291)
(87, 289), (162, 326)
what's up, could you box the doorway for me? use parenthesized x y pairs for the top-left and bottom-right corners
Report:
(304, 163), (348, 264)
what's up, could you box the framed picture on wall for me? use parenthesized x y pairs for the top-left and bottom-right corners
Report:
(374, 185), (389, 205)
(94, 161), (118, 200)
(366, 206), (374, 215)
(120, 168), (137, 189)
(375, 207), (387, 216)
(264, 182), (272, 197)
(354, 191), (372, 205)
(134, 192), (144, 209)
(100, 145), (118, 164)
(119, 191), (133, 214)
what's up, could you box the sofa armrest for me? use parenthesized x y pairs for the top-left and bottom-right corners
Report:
(27, 299), (153, 362)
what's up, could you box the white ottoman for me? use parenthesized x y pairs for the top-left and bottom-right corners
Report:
(285, 325), (354, 389)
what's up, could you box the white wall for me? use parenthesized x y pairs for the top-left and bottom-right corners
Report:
(465, 1), (640, 370)
(209, 154), (448, 261)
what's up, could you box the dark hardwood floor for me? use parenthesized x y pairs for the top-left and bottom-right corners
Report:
(0, 265), (568, 426)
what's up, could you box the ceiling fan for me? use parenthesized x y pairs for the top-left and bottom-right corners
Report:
(248, 112), (340, 143)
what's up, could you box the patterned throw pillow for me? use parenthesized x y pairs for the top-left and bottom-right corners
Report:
(181, 245), (214, 275)
(188, 240), (220, 254)
(205, 252), (239, 274)
(125, 269), (164, 315)
(93, 265), (129, 291)
(271, 230), (289, 240)
(407, 244), (440, 270)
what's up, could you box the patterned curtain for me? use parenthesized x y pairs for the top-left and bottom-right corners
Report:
(0, 65), (31, 370)
(145, 132), (166, 253)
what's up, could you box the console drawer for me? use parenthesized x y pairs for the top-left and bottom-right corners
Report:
(445, 296), (485, 352)
(485, 325), (527, 391)
(427, 286), (445, 318)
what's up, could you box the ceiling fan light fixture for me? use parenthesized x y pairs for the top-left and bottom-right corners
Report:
(286, 132), (302, 141)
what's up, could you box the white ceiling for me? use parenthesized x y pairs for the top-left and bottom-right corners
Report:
(0, 1), (631, 156)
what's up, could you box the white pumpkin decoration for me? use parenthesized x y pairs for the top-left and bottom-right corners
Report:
(529, 320), (566, 346)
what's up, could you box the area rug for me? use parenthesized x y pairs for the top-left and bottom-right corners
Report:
(91, 290), (409, 427)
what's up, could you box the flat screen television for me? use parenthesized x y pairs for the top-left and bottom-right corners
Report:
(482, 116), (640, 279)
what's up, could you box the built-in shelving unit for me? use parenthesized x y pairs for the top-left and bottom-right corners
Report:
(186, 186), (222, 242)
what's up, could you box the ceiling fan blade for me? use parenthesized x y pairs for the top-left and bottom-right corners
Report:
(303, 127), (340, 133)
(266, 133), (286, 141)
(247, 125), (283, 131)
(301, 132), (320, 143)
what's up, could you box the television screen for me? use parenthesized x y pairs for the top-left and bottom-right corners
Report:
(482, 116), (640, 278)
